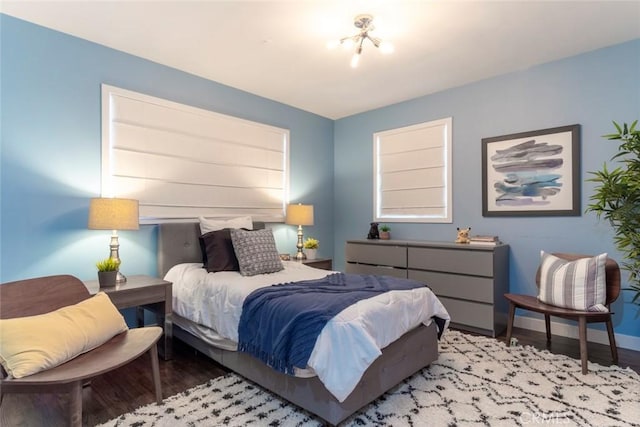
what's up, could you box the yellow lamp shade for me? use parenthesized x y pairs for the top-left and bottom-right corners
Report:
(88, 198), (139, 230)
(285, 204), (314, 226)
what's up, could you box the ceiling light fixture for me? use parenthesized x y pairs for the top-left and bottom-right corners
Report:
(327, 14), (394, 68)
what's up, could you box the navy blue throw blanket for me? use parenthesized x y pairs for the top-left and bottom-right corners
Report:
(237, 273), (427, 375)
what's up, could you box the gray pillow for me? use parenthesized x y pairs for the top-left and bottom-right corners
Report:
(230, 228), (284, 276)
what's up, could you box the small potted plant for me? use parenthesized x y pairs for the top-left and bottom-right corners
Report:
(96, 257), (120, 287)
(303, 237), (319, 260)
(379, 225), (391, 240)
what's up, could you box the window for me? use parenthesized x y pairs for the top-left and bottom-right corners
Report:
(101, 85), (289, 223)
(373, 117), (452, 223)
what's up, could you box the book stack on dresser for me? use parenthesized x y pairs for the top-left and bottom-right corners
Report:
(469, 235), (501, 246)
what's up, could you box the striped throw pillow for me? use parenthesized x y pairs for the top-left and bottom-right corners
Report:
(537, 251), (608, 312)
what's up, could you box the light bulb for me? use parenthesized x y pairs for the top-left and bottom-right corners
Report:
(379, 40), (394, 54)
(342, 39), (355, 50)
(350, 52), (360, 68)
(326, 39), (340, 50)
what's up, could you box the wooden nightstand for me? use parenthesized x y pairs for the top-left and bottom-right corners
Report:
(301, 257), (333, 271)
(84, 275), (173, 360)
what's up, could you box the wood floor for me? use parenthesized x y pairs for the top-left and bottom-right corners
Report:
(2, 327), (638, 427)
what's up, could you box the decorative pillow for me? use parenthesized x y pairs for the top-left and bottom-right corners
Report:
(230, 228), (284, 276)
(537, 251), (608, 312)
(199, 228), (241, 273)
(199, 216), (253, 234)
(0, 292), (128, 378)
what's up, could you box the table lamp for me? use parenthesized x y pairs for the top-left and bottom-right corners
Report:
(88, 197), (139, 283)
(285, 203), (314, 260)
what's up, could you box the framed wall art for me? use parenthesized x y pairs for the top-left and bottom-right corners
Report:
(482, 124), (580, 217)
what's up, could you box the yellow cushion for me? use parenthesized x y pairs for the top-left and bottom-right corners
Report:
(0, 292), (128, 378)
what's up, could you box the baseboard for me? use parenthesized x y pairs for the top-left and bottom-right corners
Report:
(514, 314), (640, 352)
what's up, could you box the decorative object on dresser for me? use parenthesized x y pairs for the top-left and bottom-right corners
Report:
(366, 222), (379, 239)
(379, 224), (390, 240)
(469, 234), (502, 245)
(504, 252), (621, 374)
(285, 203), (314, 260)
(455, 227), (471, 243)
(97, 330), (640, 427)
(346, 239), (509, 337)
(88, 197), (139, 283)
(0, 275), (163, 427)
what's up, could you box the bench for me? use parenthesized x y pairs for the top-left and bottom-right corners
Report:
(0, 275), (163, 426)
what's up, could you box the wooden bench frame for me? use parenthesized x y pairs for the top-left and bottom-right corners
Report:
(0, 275), (163, 426)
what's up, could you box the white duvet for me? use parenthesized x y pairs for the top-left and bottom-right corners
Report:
(165, 261), (450, 402)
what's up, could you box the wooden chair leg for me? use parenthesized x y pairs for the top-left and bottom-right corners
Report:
(578, 316), (588, 374)
(506, 302), (516, 345)
(149, 347), (162, 404)
(69, 380), (83, 427)
(605, 317), (619, 365)
(544, 315), (551, 344)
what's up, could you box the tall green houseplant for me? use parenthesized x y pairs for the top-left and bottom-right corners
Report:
(587, 120), (640, 306)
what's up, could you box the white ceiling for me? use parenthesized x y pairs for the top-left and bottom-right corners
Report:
(2, 1), (639, 119)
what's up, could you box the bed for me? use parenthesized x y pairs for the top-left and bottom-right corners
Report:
(157, 221), (450, 426)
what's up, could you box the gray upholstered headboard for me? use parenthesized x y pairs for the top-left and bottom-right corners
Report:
(157, 221), (265, 278)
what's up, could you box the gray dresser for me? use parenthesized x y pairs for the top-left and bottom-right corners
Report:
(345, 239), (510, 337)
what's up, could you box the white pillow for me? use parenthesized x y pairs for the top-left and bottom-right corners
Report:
(537, 251), (608, 312)
(198, 216), (253, 234)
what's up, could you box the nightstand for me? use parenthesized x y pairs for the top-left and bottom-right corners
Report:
(84, 275), (173, 360)
(301, 257), (333, 271)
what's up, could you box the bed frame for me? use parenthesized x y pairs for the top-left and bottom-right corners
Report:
(157, 222), (439, 426)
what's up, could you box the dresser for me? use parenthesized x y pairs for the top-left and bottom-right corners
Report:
(345, 239), (509, 337)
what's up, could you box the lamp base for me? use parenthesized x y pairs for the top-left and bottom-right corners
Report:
(294, 225), (307, 261)
(109, 231), (127, 284)
(116, 270), (127, 283)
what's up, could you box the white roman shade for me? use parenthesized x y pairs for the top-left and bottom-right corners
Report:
(373, 117), (452, 223)
(101, 85), (290, 223)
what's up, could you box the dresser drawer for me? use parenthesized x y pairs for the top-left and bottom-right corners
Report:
(346, 262), (408, 278)
(438, 296), (494, 330)
(408, 270), (494, 303)
(408, 246), (494, 277)
(345, 243), (406, 268)
(345, 239), (509, 337)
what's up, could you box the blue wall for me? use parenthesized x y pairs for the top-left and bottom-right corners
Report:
(1, 14), (639, 342)
(0, 14), (334, 283)
(334, 39), (640, 339)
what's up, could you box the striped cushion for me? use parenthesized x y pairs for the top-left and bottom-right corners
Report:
(537, 251), (608, 312)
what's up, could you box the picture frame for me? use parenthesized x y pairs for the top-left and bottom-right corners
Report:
(482, 124), (580, 217)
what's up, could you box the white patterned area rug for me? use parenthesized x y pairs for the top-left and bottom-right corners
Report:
(99, 330), (640, 426)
